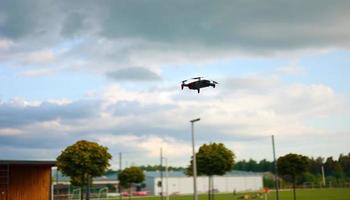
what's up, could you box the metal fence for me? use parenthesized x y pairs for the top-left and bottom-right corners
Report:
(54, 186), (109, 200)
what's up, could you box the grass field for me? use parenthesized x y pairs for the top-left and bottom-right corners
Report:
(105, 188), (350, 200)
(265, 188), (350, 200)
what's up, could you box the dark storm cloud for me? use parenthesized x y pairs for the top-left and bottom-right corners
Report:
(0, 131), (75, 149)
(0, 0), (58, 39)
(0, 100), (99, 128)
(0, 129), (92, 159)
(99, 0), (350, 51)
(106, 67), (161, 81)
(1, 0), (350, 52)
(60, 12), (87, 38)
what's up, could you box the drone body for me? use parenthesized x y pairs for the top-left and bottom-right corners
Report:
(181, 77), (218, 93)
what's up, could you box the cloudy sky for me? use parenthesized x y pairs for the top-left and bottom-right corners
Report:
(1, 0), (350, 168)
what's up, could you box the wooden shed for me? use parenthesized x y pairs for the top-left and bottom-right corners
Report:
(0, 160), (56, 200)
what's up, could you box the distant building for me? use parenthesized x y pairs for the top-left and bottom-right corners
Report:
(0, 160), (56, 200)
(144, 170), (263, 195)
(54, 170), (263, 196)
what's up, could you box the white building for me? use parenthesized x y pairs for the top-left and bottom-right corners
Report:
(144, 171), (263, 195)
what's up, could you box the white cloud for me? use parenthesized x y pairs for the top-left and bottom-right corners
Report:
(19, 67), (58, 77)
(274, 84), (346, 117)
(0, 38), (13, 49)
(97, 134), (190, 158)
(276, 65), (306, 76)
(24, 49), (55, 64)
(0, 128), (23, 136)
(0, 76), (348, 164)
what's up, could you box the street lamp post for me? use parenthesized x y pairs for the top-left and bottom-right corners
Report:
(272, 135), (280, 200)
(321, 165), (326, 187)
(161, 157), (169, 200)
(160, 148), (164, 200)
(190, 118), (200, 200)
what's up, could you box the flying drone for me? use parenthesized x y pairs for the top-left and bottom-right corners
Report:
(181, 77), (218, 93)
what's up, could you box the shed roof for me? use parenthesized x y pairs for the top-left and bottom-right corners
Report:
(0, 160), (56, 166)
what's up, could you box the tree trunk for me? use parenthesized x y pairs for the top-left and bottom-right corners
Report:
(85, 185), (88, 200)
(119, 182), (122, 200)
(208, 176), (211, 200)
(292, 176), (297, 200)
(85, 175), (91, 200)
(211, 176), (215, 200)
(80, 186), (84, 200)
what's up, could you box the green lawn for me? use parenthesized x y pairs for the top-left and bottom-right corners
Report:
(106, 188), (350, 200)
(267, 188), (350, 200)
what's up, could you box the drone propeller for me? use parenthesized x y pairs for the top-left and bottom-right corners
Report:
(212, 81), (219, 84)
(192, 77), (203, 80)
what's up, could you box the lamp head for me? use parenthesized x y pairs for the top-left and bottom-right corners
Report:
(190, 118), (201, 123)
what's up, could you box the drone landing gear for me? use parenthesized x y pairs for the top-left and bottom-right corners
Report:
(197, 89), (200, 93)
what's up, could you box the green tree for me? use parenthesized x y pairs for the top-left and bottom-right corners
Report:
(277, 153), (308, 200)
(301, 172), (321, 185)
(233, 159), (273, 172)
(233, 160), (247, 171)
(307, 157), (324, 176)
(56, 140), (112, 200)
(246, 159), (258, 171)
(258, 159), (273, 172)
(118, 166), (145, 199)
(338, 153), (350, 179)
(187, 143), (235, 200)
(324, 156), (346, 183)
(263, 175), (275, 188)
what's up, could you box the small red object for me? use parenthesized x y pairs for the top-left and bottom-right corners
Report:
(121, 192), (129, 196)
(133, 191), (148, 196)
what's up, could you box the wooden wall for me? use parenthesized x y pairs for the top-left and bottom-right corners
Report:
(0, 165), (9, 200)
(9, 165), (51, 200)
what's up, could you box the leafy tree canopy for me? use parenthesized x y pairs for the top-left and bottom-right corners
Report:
(278, 153), (308, 182)
(187, 143), (235, 176)
(56, 140), (112, 186)
(118, 166), (145, 188)
(339, 153), (350, 178)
